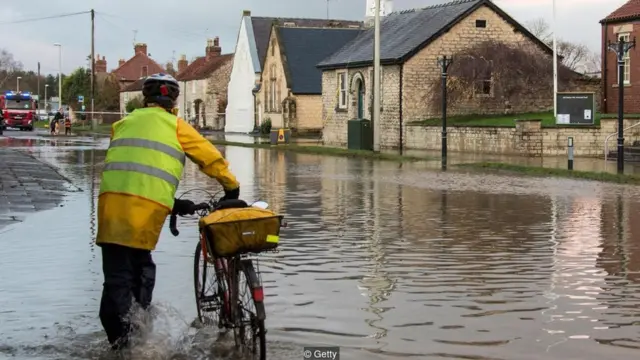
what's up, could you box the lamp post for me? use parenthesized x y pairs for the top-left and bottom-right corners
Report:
(54, 43), (62, 111)
(608, 35), (636, 173)
(16, 76), (21, 92)
(45, 84), (49, 118)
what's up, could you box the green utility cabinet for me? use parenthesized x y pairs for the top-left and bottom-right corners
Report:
(347, 119), (372, 150)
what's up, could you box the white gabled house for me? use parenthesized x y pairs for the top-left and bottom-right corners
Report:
(224, 10), (363, 134)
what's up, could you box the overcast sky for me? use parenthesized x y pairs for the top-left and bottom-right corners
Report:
(0, 0), (627, 75)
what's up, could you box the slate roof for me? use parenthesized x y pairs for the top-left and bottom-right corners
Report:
(251, 17), (363, 70)
(317, 0), (553, 69)
(601, 0), (640, 24)
(276, 27), (363, 94)
(175, 54), (234, 81)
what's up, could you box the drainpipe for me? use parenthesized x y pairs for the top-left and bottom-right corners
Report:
(398, 64), (403, 153)
(602, 23), (608, 113)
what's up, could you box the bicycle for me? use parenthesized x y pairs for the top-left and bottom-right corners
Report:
(169, 191), (285, 360)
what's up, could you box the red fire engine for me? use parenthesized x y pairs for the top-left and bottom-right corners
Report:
(2, 91), (36, 131)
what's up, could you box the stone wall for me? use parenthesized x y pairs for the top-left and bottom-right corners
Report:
(322, 65), (402, 148)
(295, 95), (323, 133)
(205, 58), (233, 130)
(404, 119), (640, 157)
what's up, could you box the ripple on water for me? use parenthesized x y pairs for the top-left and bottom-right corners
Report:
(2, 146), (640, 359)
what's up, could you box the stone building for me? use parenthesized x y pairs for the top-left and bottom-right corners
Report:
(224, 10), (363, 133)
(600, 0), (640, 113)
(175, 37), (234, 130)
(317, 0), (556, 148)
(256, 25), (362, 134)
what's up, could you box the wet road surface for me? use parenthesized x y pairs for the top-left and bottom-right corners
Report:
(1, 130), (640, 359)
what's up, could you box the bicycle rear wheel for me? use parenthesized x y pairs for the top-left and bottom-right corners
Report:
(193, 241), (224, 328)
(232, 259), (266, 360)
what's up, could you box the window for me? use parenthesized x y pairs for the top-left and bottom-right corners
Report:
(475, 19), (486, 28)
(270, 64), (277, 112)
(619, 33), (631, 84)
(141, 66), (148, 77)
(474, 66), (493, 97)
(337, 71), (347, 109)
(271, 41), (275, 56)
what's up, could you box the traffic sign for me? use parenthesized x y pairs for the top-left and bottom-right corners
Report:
(78, 95), (84, 103)
(81, 105), (86, 111)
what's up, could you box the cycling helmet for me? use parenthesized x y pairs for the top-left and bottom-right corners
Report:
(142, 73), (180, 110)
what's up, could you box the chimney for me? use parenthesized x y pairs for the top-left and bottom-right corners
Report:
(242, 10), (251, 16)
(178, 54), (188, 73)
(118, 59), (126, 67)
(95, 55), (107, 73)
(134, 43), (148, 55)
(206, 37), (221, 59)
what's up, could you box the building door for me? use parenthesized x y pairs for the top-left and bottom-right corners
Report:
(357, 79), (364, 119)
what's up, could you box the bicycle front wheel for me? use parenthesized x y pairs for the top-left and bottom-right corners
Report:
(194, 241), (224, 328)
(232, 260), (267, 360)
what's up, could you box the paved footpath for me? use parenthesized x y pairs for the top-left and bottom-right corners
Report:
(0, 148), (75, 230)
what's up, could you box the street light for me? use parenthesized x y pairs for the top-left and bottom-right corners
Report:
(16, 76), (21, 92)
(54, 43), (62, 111)
(45, 84), (49, 116)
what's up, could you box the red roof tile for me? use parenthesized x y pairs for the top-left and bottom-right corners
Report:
(175, 54), (233, 81)
(602, 0), (640, 23)
(113, 52), (165, 82)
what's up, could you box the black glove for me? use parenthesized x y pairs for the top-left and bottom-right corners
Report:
(173, 198), (195, 216)
(219, 187), (240, 202)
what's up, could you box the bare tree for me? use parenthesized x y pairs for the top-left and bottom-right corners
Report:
(0, 49), (23, 88)
(524, 18), (593, 72)
(526, 18), (552, 43)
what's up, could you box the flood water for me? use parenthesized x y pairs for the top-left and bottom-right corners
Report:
(2, 134), (640, 359)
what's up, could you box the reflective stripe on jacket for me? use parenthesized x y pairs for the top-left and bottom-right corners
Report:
(97, 106), (240, 251)
(99, 107), (184, 208)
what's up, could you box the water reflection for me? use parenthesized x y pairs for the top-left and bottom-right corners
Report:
(2, 139), (640, 359)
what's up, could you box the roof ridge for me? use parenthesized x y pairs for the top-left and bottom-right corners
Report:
(392, 0), (482, 15)
(252, 16), (361, 22)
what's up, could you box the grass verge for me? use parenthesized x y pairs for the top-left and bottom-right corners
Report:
(457, 162), (640, 185)
(408, 112), (640, 127)
(211, 139), (434, 162)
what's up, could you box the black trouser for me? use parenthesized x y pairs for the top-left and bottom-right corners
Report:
(99, 243), (156, 348)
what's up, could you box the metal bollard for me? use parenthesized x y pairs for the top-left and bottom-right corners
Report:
(567, 137), (574, 170)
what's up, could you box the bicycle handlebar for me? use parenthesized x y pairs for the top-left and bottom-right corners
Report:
(169, 202), (210, 236)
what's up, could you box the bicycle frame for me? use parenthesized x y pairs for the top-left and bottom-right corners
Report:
(198, 230), (266, 324)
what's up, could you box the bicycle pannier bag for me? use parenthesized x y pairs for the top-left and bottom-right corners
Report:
(199, 206), (282, 256)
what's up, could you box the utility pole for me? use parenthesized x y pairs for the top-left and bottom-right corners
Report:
(372, 0), (381, 152)
(438, 55), (453, 170)
(608, 35), (636, 174)
(37, 62), (40, 110)
(91, 9), (96, 131)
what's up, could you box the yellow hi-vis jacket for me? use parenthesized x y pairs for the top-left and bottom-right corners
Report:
(96, 107), (239, 250)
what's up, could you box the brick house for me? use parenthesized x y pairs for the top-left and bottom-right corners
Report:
(317, 0), (556, 148)
(256, 25), (362, 134)
(175, 37), (234, 130)
(112, 43), (165, 90)
(224, 10), (363, 133)
(600, 0), (640, 114)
